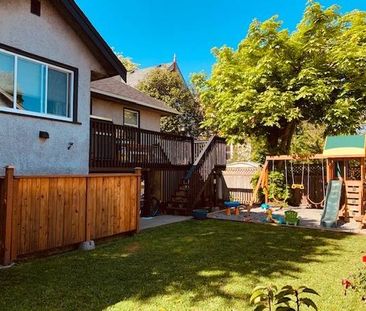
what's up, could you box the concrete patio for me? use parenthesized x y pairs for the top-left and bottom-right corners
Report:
(140, 215), (192, 230)
(208, 206), (366, 234)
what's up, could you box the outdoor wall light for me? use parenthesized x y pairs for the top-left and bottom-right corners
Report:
(39, 131), (49, 139)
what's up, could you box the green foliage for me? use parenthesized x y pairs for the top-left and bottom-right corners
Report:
(268, 171), (290, 204)
(138, 68), (205, 137)
(275, 285), (319, 311)
(290, 122), (325, 157)
(250, 285), (278, 311)
(250, 284), (319, 311)
(197, 1), (366, 159)
(113, 49), (139, 72)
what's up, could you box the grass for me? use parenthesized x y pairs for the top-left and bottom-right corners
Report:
(0, 220), (365, 311)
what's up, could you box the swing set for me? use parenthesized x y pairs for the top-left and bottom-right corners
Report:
(256, 156), (327, 208)
(251, 134), (366, 228)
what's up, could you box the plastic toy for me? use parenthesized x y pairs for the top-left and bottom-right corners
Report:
(285, 210), (300, 226)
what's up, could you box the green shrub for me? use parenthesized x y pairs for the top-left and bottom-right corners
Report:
(250, 284), (319, 311)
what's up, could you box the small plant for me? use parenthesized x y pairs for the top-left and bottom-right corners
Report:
(275, 285), (319, 311)
(250, 284), (319, 311)
(268, 171), (291, 207)
(342, 258), (366, 302)
(250, 285), (278, 311)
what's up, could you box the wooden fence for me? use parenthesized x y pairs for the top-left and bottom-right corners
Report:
(222, 167), (259, 204)
(0, 166), (141, 265)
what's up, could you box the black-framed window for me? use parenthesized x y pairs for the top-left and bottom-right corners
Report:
(123, 108), (140, 128)
(0, 44), (78, 122)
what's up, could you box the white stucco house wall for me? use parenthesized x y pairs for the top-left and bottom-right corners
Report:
(0, 0), (178, 176)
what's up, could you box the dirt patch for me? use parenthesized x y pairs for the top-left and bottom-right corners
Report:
(125, 242), (141, 254)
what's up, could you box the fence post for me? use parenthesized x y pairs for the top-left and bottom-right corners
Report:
(85, 176), (91, 242)
(2, 166), (14, 266)
(135, 167), (142, 233)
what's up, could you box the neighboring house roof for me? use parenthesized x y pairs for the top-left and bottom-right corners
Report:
(127, 59), (186, 88)
(52, 0), (127, 81)
(0, 87), (13, 105)
(91, 76), (180, 116)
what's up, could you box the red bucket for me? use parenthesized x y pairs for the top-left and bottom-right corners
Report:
(362, 255), (366, 263)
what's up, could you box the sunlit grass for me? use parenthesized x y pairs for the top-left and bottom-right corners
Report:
(0, 220), (365, 310)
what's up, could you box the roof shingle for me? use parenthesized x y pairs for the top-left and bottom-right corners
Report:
(91, 76), (179, 115)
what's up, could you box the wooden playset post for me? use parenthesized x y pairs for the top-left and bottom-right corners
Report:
(250, 160), (268, 207)
(263, 164), (269, 204)
(326, 159), (333, 183)
(361, 157), (365, 215)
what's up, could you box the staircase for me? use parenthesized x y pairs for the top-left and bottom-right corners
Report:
(165, 136), (227, 215)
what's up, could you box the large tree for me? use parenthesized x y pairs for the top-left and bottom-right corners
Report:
(196, 2), (366, 160)
(113, 50), (139, 72)
(137, 68), (205, 137)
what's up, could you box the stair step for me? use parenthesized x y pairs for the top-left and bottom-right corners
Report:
(175, 190), (188, 197)
(179, 185), (189, 191)
(172, 197), (188, 203)
(167, 201), (189, 209)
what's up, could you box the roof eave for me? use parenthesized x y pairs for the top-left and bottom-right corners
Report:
(55, 0), (127, 81)
(91, 88), (181, 116)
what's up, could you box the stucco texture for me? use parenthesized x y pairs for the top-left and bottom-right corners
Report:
(0, 0), (106, 175)
(92, 97), (162, 132)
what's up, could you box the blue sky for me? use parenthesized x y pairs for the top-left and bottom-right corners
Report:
(77, 0), (366, 81)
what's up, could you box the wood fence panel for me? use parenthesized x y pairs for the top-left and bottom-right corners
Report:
(0, 178), (5, 261)
(0, 170), (140, 263)
(88, 176), (138, 240)
(14, 177), (87, 256)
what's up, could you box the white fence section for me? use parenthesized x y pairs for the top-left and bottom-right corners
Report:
(222, 167), (259, 204)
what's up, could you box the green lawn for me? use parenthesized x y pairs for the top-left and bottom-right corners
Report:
(0, 220), (365, 311)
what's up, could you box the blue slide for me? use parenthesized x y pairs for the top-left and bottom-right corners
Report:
(321, 180), (342, 228)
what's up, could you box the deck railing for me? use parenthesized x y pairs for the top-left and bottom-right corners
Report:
(90, 118), (194, 171)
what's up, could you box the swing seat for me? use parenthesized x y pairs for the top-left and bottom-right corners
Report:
(285, 210), (300, 226)
(291, 184), (304, 190)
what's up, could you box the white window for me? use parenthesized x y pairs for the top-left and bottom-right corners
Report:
(123, 108), (139, 128)
(0, 49), (74, 121)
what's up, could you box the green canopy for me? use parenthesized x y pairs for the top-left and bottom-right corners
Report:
(323, 135), (366, 157)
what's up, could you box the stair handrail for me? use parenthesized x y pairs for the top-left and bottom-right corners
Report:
(183, 135), (226, 207)
(184, 136), (216, 181)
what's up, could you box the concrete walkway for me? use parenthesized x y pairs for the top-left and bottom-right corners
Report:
(140, 215), (192, 230)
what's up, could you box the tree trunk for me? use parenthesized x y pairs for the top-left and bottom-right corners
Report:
(266, 121), (297, 156)
(279, 121), (297, 155)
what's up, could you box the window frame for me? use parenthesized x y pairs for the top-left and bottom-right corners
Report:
(123, 108), (140, 128)
(0, 44), (78, 123)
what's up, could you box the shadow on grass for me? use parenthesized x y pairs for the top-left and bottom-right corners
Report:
(0, 220), (353, 310)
